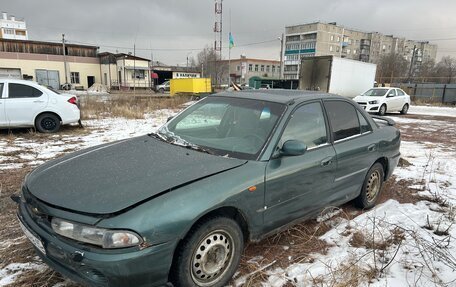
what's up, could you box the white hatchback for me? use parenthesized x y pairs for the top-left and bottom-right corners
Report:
(353, 87), (411, 116)
(0, 79), (80, 133)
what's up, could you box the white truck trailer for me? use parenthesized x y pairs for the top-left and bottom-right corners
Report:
(299, 56), (377, 98)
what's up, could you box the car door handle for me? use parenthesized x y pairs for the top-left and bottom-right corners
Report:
(33, 100), (44, 103)
(321, 157), (333, 167)
(367, 144), (376, 152)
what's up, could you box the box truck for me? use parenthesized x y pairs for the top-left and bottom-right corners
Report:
(299, 56), (377, 98)
(170, 78), (212, 96)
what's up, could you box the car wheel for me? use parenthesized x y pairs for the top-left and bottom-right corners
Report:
(171, 217), (244, 287)
(400, 103), (409, 115)
(378, 104), (386, 116)
(159, 88), (165, 93)
(35, 113), (61, 133)
(355, 162), (384, 209)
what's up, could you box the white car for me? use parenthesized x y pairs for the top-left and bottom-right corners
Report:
(0, 79), (80, 133)
(353, 87), (411, 116)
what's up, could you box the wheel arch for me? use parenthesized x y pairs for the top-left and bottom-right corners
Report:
(34, 111), (63, 125)
(374, 156), (389, 180)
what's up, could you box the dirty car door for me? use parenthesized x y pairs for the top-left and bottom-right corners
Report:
(264, 101), (336, 231)
(324, 100), (379, 202)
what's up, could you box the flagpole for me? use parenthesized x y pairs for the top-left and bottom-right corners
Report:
(228, 9), (231, 87)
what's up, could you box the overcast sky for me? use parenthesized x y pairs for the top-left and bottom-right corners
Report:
(3, 0), (456, 65)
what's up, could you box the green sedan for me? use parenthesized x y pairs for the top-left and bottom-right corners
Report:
(15, 90), (400, 287)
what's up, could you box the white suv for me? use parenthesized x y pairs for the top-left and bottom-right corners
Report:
(353, 87), (411, 116)
(0, 79), (81, 133)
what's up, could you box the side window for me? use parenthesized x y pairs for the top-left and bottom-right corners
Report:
(281, 102), (328, 148)
(387, 89), (396, 97)
(357, 110), (372, 133)
(396, 89), (405, 96)
(8, 83), (43, 98)
(325, 101), (361, 141)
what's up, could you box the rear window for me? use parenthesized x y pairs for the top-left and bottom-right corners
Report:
(324, 101), (361, 141)
(8, 83), (43, 98)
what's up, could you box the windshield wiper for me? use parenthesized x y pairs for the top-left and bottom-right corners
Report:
(149, 132), (214, 155)
(148, 132), (168, 142)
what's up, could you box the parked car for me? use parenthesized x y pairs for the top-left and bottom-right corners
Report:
(15, 90), (401, 287)
(353, 87), (411, 116)
(156, 80), (170, 93)
(0, 79), (80, 132)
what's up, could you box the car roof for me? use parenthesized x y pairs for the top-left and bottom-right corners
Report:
(371, 87), (393, 90)
(214, 89), (345, 104)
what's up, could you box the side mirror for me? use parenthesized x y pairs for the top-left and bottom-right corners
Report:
(280, 140), (307, 157)
(167, 116), (174, 122)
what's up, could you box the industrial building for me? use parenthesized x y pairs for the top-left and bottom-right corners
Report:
(221, 55), (281, 85)
(282, 22), (438, 79)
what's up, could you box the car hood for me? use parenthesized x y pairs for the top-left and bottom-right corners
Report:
(353, 95), (384, 102)
(26, 135), (247, 215)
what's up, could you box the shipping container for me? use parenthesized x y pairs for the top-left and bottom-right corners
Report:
(170, 78), (212, 96)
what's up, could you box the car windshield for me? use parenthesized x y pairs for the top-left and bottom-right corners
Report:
(362, 88), (388, 97)
(156, 96), (286, 160)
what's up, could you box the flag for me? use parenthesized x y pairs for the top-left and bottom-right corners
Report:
(229, 32), (235, 49)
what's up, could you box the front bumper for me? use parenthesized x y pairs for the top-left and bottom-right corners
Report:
(18, 200), (175, 287)
(356, 102), (380, 113)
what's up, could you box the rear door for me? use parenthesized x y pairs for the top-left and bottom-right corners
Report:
(395, 89), (408, 109)
(4, 83), (48, 126)
(386, 89), (401, 111)
(323, 100), (379, 202)
(264, 101), (336, 231)
(0, 83), (6, 125)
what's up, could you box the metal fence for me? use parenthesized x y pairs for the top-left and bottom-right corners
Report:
(392, 83), (456, 104)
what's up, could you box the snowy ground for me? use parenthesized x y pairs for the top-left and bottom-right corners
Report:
(0, 105), (455, 287)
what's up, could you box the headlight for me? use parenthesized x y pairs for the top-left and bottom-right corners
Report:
(51, 218), (142, 249)
(368, 100), (378, 104)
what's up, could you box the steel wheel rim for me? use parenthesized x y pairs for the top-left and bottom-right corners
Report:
(42, 118), (56, 130)
(191, 230), (234, 286)
(366, 170), (381, 202)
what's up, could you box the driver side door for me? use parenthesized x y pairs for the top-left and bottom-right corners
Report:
(263, 101), (336, 231)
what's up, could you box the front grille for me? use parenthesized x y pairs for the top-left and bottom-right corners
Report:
(357, 102), (367, 105)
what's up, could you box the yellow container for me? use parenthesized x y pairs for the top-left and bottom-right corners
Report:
(170, 78), (212, 96)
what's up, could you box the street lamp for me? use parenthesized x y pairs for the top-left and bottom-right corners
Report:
(278, 34), (284, 79)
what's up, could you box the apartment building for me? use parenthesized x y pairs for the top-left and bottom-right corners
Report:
(0, 12), (28, 40)
(221, 55), (281, 85)
(282, 22), (438, 79)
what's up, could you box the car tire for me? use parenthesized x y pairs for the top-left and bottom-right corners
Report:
(355, 162), (384, 209)
(378, 104), (387, 116)
(35, 113), (61, 133)
(159, 88), (165, 93)
(400, 103), (409, 115)
(170, 217), (244, 287)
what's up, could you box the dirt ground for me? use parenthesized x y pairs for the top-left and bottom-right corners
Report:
(0, 111), (454, 287)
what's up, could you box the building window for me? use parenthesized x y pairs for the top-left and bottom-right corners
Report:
(266, 65), (270, 72)
(329, 46), (333, 52)
(346, 49), (351, 54)
(132, 69), (145, 79)
(255, 65), (259, 72)
(261, 65), (265, 72)
(337, 36), (340, 42)
(336, 46), (340, 52)
(272, 66), (276, 73)
(236, 65), (240, 72)
(248, 64), (253, 71)
(4, 28), (14, 35)
(353, 49), (357, 54)
(70, 72), (80, 84)
(330, 35), (334, 41)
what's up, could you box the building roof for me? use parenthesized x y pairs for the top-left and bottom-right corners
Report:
(214, 89), (341, 104)
(219, 58), (280, 64)
(0, 38), (98, 49)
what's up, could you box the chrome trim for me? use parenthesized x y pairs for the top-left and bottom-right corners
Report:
(334, 131), (372, 144)
(335, 167), (368, 182)
(307, 142), (330, 151)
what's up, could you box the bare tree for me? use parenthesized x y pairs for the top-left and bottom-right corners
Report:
(415, 59), (436, 83)
(376, 53), (409, 84)
(435, 56), (456, 84)
(196, 46), (227, 86)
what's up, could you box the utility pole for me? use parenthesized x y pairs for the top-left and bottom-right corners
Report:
(133, 44), (136, 94)
(408, 45), (417, 83)
(214, 0), (223, 85)
(62, 34), (68, 86)
(279, 33), (284, 80)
